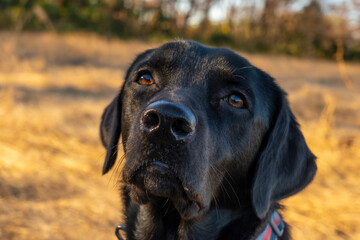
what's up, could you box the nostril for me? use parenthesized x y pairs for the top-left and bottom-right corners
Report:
(171, 118), (194, 136)
(142, 110), (160, 130)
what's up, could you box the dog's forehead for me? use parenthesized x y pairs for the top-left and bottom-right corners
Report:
(149, 41), (252, 76)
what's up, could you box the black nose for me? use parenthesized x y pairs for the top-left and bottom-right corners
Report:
(141, 100), (196, 142)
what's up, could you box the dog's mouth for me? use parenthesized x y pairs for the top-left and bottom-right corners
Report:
(132, 161), (182, 198)
(125, 161), (206, 220)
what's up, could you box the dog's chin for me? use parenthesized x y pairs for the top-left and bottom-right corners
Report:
(126, 162), (207, 220)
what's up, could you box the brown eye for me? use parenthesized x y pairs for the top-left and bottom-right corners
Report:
(226, 94), (244, 108)
(138, 74), (155, 85)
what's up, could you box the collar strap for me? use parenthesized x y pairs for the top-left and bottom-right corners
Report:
(256, 211), (285, 240)
(115, 225), (126, 240)
(115, 211), (284, 240)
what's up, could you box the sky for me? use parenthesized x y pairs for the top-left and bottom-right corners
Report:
(206, 0), (359, 26)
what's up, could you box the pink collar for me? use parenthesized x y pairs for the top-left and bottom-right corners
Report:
(256, 211), (285, 240)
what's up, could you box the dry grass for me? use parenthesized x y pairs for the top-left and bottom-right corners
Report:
(0, 32), (359, 240)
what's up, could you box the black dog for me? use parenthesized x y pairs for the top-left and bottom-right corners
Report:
(100, 41), (317, 240)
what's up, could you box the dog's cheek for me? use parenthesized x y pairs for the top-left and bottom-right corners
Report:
(231, 119), (268, 167)
(120, 103), (150, 181)
(207, 119), (268, 204)
(122, 128), (147, 182)
(120, 94), (140, 144)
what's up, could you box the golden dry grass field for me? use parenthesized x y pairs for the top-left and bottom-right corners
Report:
(0, 32), (359, 240)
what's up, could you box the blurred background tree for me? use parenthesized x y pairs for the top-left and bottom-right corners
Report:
(0, 0), (359, 60)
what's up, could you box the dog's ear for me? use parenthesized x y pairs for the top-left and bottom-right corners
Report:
(100, 87), (124, 175)
(100, 49), (154, 175)
(251, 90), (317, 219)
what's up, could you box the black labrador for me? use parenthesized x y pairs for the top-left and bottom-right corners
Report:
(100, 41), (317, 240)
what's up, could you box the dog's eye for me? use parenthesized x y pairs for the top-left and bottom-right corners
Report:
(225, 94), (244, 108)
(137, 74), (155, 86)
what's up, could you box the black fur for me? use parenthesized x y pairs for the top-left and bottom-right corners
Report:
(100, 41), (317, 240)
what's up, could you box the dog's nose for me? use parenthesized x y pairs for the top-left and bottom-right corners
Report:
(141, 100), (196, 142)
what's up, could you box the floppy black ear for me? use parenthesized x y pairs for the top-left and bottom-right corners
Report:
(100, 87), (123, 175)
(252, 90), (317, 219)
(100, 49), (154, 175)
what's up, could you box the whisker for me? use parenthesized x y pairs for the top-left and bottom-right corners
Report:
(238, 66), (253, 70)
(218, 165), (242, 208)
(233, 74), (247, 81)
(163, 198), (170, 216)
(210, 163), (242, 208)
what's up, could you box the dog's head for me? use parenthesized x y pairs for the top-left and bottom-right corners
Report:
(100, 41), (316, 220)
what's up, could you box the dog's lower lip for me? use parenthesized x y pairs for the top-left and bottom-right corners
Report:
(127, 161), (169, 183)
(125, 162), (209, 220)
(129, 161), (182, 196)
(127, 162), (199, 201)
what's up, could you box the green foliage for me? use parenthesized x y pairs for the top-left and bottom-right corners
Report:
(0, 0), (359, 61)
(208, 30), (234, 46)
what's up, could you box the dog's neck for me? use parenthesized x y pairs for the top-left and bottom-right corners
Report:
(129, 199), (282, 240)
